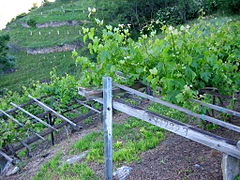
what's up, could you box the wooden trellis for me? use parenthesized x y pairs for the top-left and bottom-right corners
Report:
(0, 94), (99, 165)
(78, 77), (240, 180)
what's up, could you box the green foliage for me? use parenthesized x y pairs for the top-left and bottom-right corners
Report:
(74, 17), (240, 103)
(214, 0), (240, 14)
(235, 175), (240, 180)
(0, 48), (83, 92)
(15, 13), (27, 20)
(73, 132), (102, 152)
(0, 35), (15, 73)
(72, 115), (165, 164)
(0, 72), (82, 148)
(27, 19), (37, 28)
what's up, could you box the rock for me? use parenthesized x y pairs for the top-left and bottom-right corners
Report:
(66, 151), (89, 164)
(26, 40), (84, 54)
(6, 166), (19, 176)
(113, 166), (132, 180)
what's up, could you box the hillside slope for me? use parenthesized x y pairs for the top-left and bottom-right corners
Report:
(0, 0), (133, 93)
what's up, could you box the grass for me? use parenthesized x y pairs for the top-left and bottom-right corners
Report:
(33, 152), (97, 180)
(0, 48), (83, 92)
(3, 25), (84, 48)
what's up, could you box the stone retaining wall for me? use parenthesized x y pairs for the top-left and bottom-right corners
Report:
(26, 40), (84, 54)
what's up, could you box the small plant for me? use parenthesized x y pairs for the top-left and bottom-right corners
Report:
(33, 151), (96, 180)
(235, 175), (240, 180)
(15, 13), (27, 20)
(27, 19), (37, 28)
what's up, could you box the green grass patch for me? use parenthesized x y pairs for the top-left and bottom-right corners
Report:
(72, 107), (166, 164)
(3, 25), (83, 48)
(33, 152), (97, 180)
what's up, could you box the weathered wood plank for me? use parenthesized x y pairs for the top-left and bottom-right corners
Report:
(103, 77), (113, 180)
(110, 99), (240, 159)
(10, 102), (58, 132)
(75, 99), (101, 114)
(0, 150), (13, 162)
(10, 111), (95, 152)
(78, 82), (144, 99)
(200, 89), (240, 101)
(113, 83), (240, 133)
(28, 95), (77, 127)
(222, 154), (240, 180)
(0, 94), (52, 117)
(77, 90), (240, 159)
(190, 99), (240, 117)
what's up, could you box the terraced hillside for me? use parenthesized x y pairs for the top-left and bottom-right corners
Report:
(0, 0), (135, 93)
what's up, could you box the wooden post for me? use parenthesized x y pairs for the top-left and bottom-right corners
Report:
(222, 154), (240, 180)
(103, 77), (113, 180)
(48, 113), (55, 146)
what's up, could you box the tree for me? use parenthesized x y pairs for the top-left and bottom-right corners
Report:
(0, 35), (15, 73)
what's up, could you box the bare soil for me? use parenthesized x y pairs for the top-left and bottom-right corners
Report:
(128, 132), (222, 180)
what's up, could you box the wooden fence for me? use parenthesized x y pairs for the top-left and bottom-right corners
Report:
(78, 76), (240, 180)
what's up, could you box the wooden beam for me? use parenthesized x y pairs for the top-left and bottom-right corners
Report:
(0, 94), (52, 117)
(222, 154), (240, 180)
(0, 150), (13, 162)
(78, 82), (144, 99)
(113, 83), (240, 133)
(78, 88), (240, 159)
(10, 102), (58, 132)
(10, 111), (95, 152)
(190, 99), (240, 118)
(200, 89), (240, 101)
(103, 77), (113, 180)
(75, 99), (101, 114)
(28, 95), (77, 127)
(107, 98), (240, 158)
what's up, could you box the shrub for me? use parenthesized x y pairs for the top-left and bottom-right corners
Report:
(0, 35), (15, 73)
(27, 19), (37, 28)
(15, 13), (27, 20)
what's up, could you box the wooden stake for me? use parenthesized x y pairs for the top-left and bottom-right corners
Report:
(222, 154), (240, 180)
(103, 77), (113, 180)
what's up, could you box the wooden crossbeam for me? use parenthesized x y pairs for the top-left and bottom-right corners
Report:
(100, 98), (240, 159)
(0, 109), (45, 140)
(200, 89), (240, 101)
(0, 94), (52, 117)
(78, 86), (240, 159)
(10, 102), (58, 132)
(190, 99), (240, 118)
(78, 82), (144, 99)
(28, 95), (77, 127)
(113, 83), (240, 133)
(75, 99), (101, 114)
(11, 111), (95, 152)
(0, 150), (13, 162)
